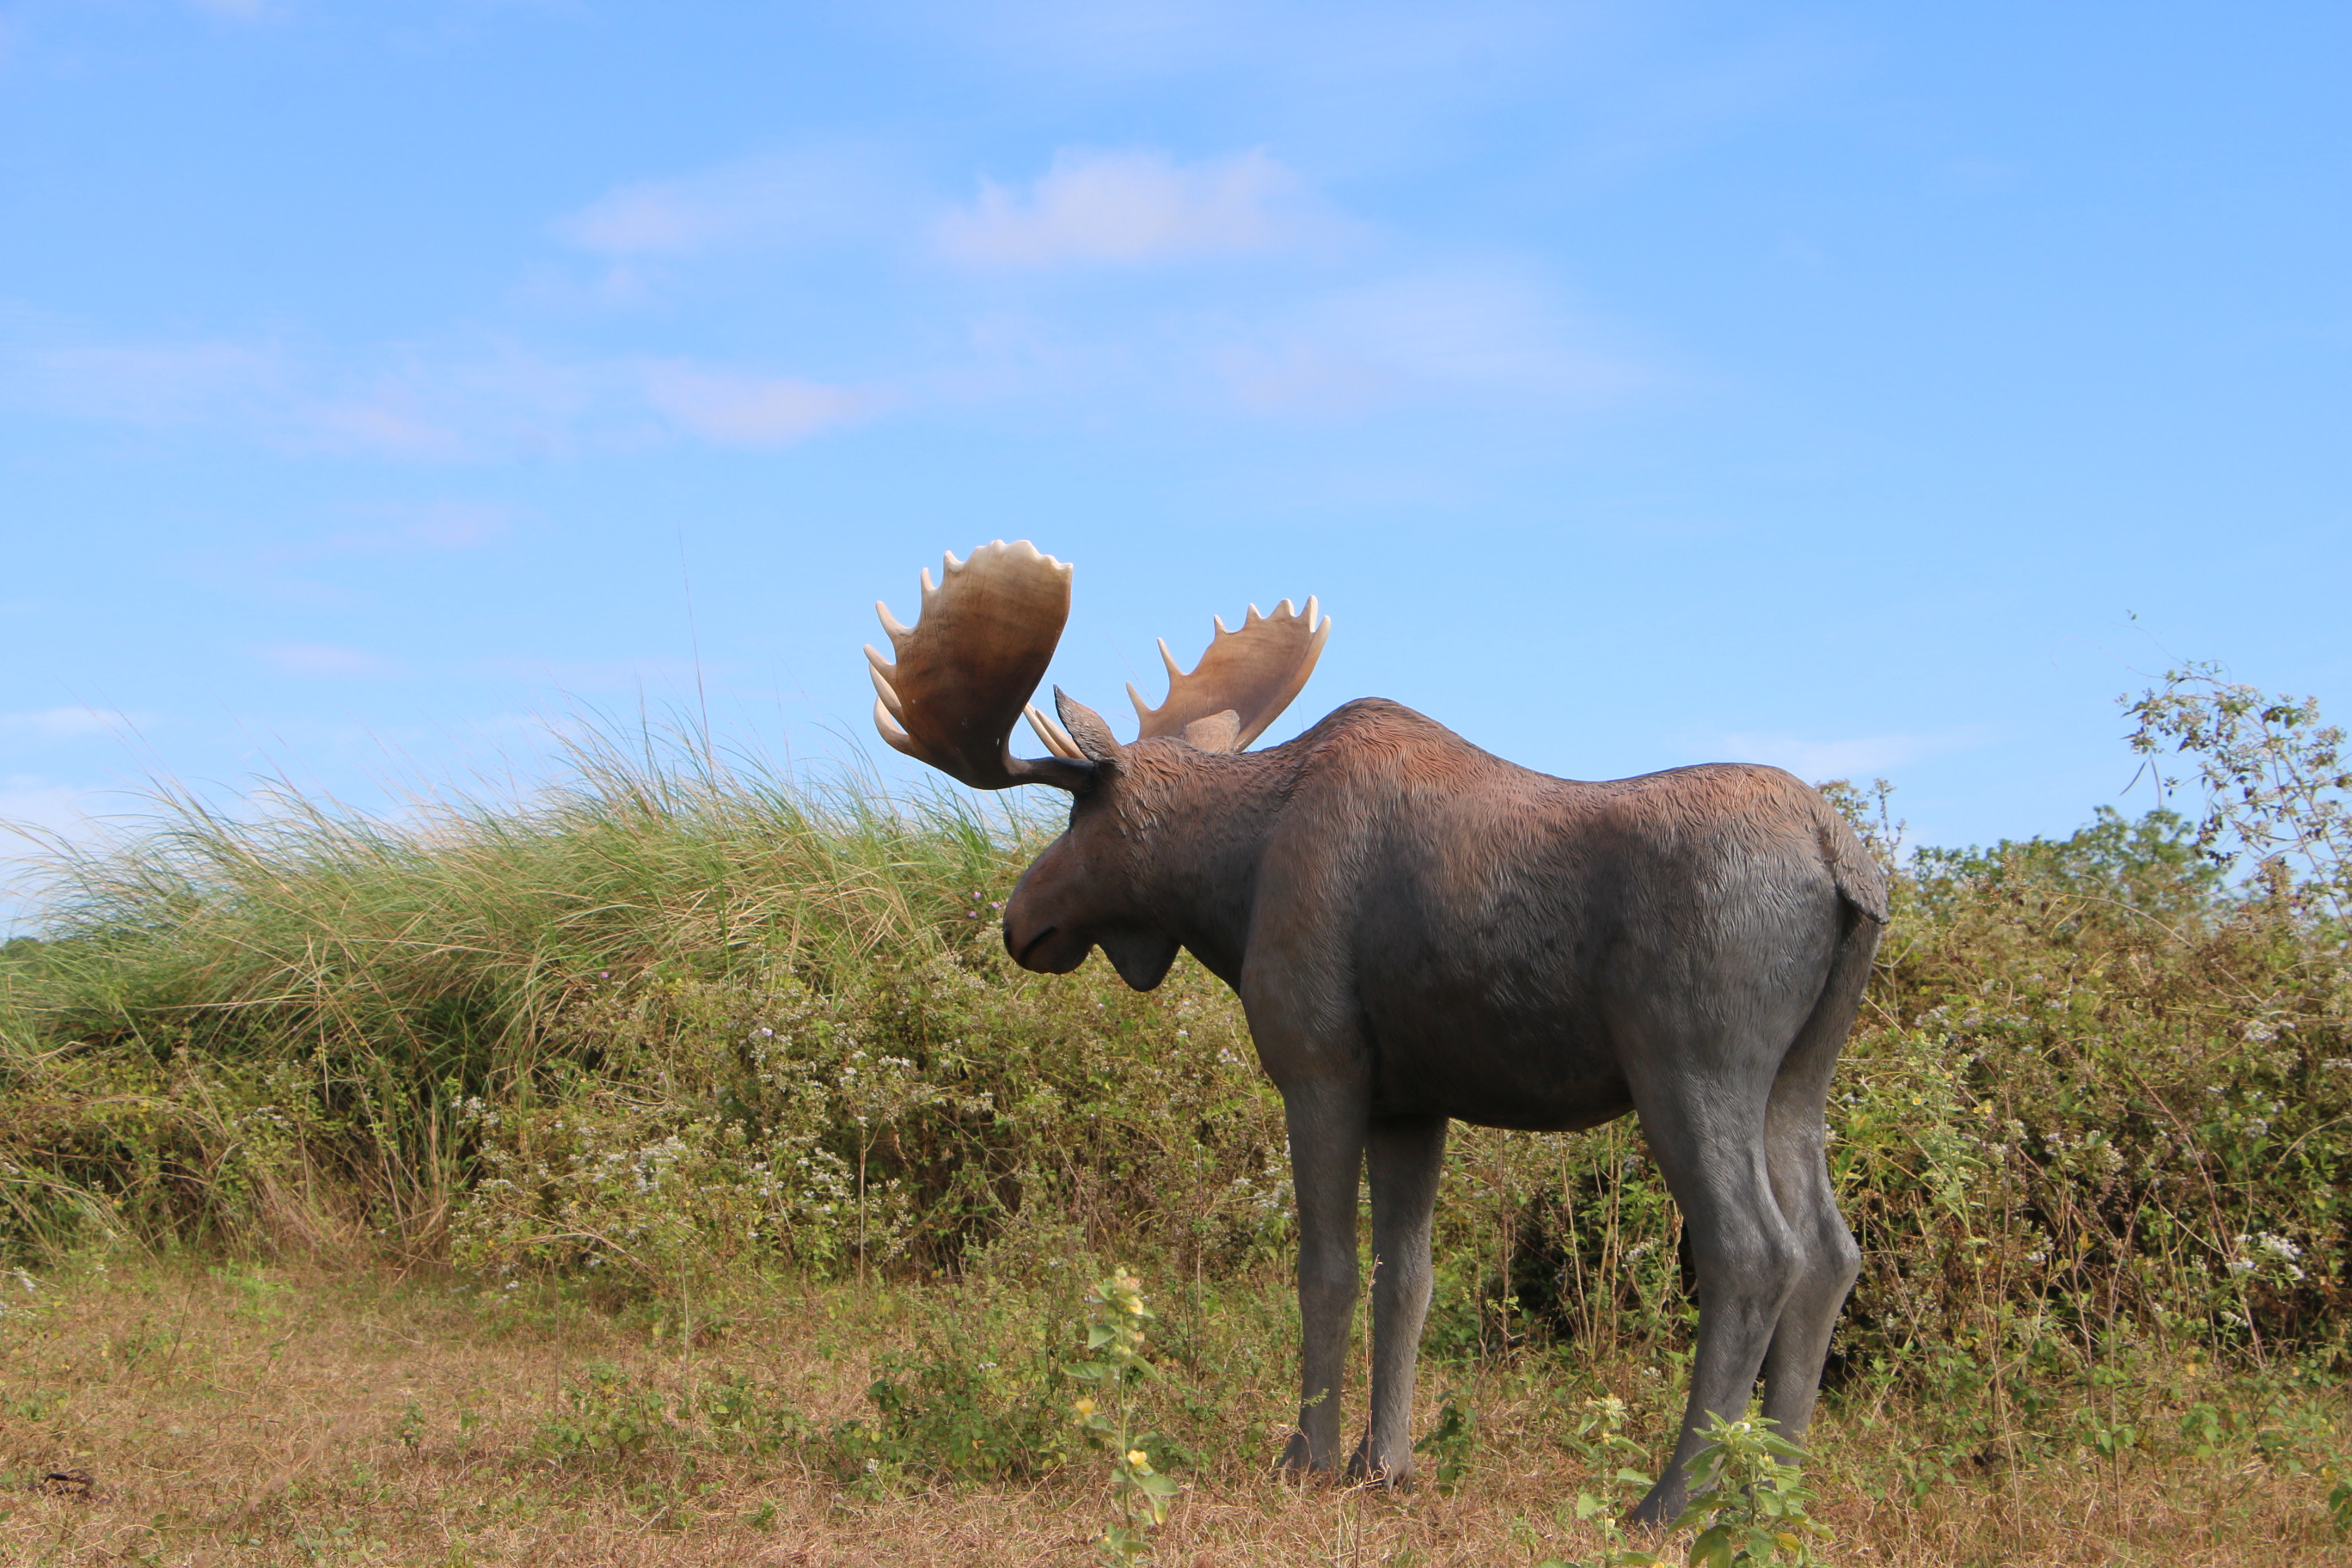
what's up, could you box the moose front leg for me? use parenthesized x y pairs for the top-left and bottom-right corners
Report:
(1351, 1112), (1449, 1484)
(1277, 1086), (1369, 1475)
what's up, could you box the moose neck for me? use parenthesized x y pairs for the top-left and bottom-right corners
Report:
(1120, 743), (1291, 989)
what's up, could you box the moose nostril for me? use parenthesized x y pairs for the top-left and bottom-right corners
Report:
(1016, 925), (1059, 968)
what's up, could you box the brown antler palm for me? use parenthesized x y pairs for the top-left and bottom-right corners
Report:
(1129, 598), (1331, 750)
(866, 540), (1092, 791)
(869, 542), (1328, 781)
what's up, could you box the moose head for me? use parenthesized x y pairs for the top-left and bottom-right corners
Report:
(863, 539), (1885, 1524)
(867, 538), (1327, 991)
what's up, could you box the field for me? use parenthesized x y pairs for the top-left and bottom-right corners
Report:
(2, 667), (2348, 1565)
(2, 1260), (2343, 1566)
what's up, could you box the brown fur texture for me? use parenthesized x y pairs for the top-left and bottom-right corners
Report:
(1002, 697), (1886, 1522)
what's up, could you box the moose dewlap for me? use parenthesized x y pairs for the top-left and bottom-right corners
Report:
(864, 540), (1886, 1524)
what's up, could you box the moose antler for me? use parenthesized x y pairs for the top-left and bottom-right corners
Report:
(1129, 598), (1331, 751)
(867, 541), (1093, 790)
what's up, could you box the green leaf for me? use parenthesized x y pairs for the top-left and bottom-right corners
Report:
(1687, 1524), (1735, 1568)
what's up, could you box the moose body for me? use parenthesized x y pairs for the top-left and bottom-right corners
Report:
(864, 543), (1885, 1523)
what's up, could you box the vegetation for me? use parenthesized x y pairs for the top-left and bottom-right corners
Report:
(1, 665), (2348, 1562)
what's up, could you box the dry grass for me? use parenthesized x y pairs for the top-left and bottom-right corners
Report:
(0, 1261), (2343, 1566)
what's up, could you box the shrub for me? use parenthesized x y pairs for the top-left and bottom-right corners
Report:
(2, 675), (2346, 1398)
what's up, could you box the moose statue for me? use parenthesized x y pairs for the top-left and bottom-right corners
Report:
(865, 541), (1886, 1523)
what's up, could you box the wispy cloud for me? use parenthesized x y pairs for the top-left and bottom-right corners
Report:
(0, 774), (121, 931)
(263, 503), (515, 565)
(254, 643), (398, 678)
(1214, 264), (1666, 414)
(642, 364), (879, 446)
(0, 707), (146, 741)
(6, 336), (292, 427)
(0, 774), (102, 848)
(939, 148), (1329, 266)
(0, 315), (880, 457)
(558, 146), (903, 257)
(0, 320), (476, 455)
(305, 399), (470, 459)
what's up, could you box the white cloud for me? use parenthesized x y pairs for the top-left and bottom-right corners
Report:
(0, 775), (123, 934)
(558, 146), (902, 257)
(305, 398), (470, 459)
(0, 707), (144, 741)
(1215, 264), (1665, 414)
(0, 775), (102, 850)
(939, 148), (1322, 266)
(0, 322), (476, 456)
(6, 336), (291, 427)
(1, 316), (884, 457)
(643, 364), (878, 447)
(266, 503), (514, 564)
(254, 643), (398, 677)
(345, 501), (510, 552)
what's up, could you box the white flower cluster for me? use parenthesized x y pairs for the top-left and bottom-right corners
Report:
(2228, 1230), (2306, 1282)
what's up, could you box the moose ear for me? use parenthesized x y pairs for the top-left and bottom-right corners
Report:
(1054, 688), (1127, 767)
(1180, 709), (1241, 752)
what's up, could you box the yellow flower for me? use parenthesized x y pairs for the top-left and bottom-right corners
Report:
(1125, 1449), (1152, 1473)
(1073, 1397), (1095, 1418)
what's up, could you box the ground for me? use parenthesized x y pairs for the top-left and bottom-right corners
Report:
(0, 1259), (2343, 1566)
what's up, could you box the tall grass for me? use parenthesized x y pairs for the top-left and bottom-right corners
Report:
(1, 676), (2345, 1406)
(13, 724), (1015, 1064)
(0, 724), (1047, 1258)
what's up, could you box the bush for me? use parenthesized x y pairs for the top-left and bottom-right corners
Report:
(2, 675), (2346, 1394)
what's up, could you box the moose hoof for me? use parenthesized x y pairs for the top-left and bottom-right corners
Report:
(1344, 1442), (1412, 1488)
(1275, 1432), (1329, 1477)
(1626, 1480), (1683, 1529)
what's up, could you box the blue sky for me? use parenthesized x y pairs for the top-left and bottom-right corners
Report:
(3, 3), (2347, 924)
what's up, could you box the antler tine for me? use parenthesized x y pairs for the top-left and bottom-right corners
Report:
(1130, 594), (1331, 752)
(1024, 701), (1085, 760)
(865, 541), (1092, 791)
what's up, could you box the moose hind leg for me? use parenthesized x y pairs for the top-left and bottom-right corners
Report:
(1626, 1080), (1801, 1527)
(1756, 1078), (1860, 1445)
(1757, 912), (1874, 1447)
(1351, 1113), (1449, 1484)
(1277, 1087), (1369, 1474)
